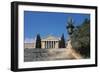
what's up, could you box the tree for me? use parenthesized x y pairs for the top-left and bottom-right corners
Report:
(35, 34), (41, 48)
(71, 18), (90, 58)
(59, 40), (61, 48)
(59, 34), (66, 48)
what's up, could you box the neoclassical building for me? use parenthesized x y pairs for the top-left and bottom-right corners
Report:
(25, 35), (66, 49)
(41, 35), (60, 48)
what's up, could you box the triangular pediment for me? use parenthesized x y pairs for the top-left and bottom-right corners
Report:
(42, 35), (60, 41)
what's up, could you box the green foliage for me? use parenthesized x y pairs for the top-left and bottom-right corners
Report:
(59, 34), (66, 48)
(35, 34), (41, 48)
(71, 18), (90, 58)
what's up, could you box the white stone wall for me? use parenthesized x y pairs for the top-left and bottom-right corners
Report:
(24, 43), (35, 49)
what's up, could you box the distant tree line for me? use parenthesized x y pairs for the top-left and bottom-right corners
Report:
(71, 18), (90, 58)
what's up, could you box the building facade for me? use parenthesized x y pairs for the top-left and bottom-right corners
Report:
(25, 35), (63, 49)
(24, 43), (35, 49)
(41, 35), (60, 48)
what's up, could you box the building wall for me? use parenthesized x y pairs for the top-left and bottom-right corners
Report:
(41, 41), (45, 48)
(24, 35), (68, 49)
(55, 41), (59, 48)
(24, 41), (67, 49)
(24, 43), (35, 49)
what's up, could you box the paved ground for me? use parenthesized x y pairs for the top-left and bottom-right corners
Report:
(24, 48), (78, 62)
(24, 41), (82, 62)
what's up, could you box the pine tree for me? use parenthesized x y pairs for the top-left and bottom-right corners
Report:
(59, 40), (61, 48)
(35, 34), (41, 48)
(59, 34), (66, 48)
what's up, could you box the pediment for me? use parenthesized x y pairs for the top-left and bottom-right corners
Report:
(42, 35), (60, 41)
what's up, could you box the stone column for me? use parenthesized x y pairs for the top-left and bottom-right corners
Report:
(54, 41), (55, 48)
(44, 41), (45, 48)
(52, 41), (54, 48)
(45, 41), (47, 48)
(47, 41), (49, 48)
(44, 41), (46, 48)
(51, 41), (53, 48)
(51, 41), (52, 48)
(50, 41), (51, 48)
(49, 41), (50, 48)
(50, 41), (52, 48)
(52, 41), (53, 48)
(53, 41), (54, 48)
(48, 41), (49, 48)
(41, 41), (45, 48)
(47, 41), (48, 48)
(55, 41), (59, 48)
(53, 41), (55, 48)
(45, 41), (46, 48)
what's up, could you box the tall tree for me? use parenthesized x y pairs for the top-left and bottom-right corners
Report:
(59, 40), (61, 48)
(59, 34), (66, 48)
(71, 18), (90, 58)
(35, 34), (41, 48)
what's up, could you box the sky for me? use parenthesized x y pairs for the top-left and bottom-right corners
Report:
(24, 11), (90, 43)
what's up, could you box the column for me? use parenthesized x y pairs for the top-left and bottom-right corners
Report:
(55, 41), (59, 48)
(45, 41), (47, 48)
(54, 41), (55, 48)
(51, 41), (53, 48)
(52, 41), (53, 48)
(41, 41), (44, 48)
(45, 41), (46, 48)
(47, 41), (48, 48)
(47, 41), (49, 48)
(46, 41), (48, 48)
(48, 41), (49, 48)
(53, 41), (54, 48)
(49, 41), (50, 48)
(50, 41), (52, 48)
(49, 41), (51, 48)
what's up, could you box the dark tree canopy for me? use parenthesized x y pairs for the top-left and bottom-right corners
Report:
(59, 34), (66, 48)
(35, 34), (41, 48)
(71, 18), (90, 58)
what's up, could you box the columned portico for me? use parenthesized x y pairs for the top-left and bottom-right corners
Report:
(41, 35), (60, 49)
(43, 41), (57, 48)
